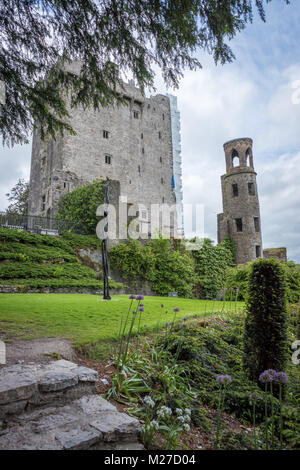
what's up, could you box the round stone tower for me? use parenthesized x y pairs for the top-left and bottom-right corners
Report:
(217, 137), (263, 264)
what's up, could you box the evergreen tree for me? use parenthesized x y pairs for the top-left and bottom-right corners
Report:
(0, 0), (289, 146)
(243, 258), (288, 384)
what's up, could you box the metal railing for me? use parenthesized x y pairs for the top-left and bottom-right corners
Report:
(0, 212), (86, 235)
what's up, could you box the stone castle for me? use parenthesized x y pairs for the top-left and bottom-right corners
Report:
(27, 70), (286, 264)
(28, 76), (183, 238)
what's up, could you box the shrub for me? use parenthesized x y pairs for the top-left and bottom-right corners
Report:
(243, 258), (288, 384)
(193, 237), (235, 299)
(57, 179), (105, 234)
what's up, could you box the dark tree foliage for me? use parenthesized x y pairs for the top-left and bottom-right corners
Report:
(0, 0), (289, 146)
(5, 178), (29, 214)
(243, 258), (288, 384)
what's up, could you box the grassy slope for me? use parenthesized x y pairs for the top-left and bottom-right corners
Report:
(0, 228), (124, 290)
(0, 293), (244, 345)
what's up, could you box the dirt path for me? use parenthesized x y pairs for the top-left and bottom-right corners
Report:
(1, 337), (76, 365)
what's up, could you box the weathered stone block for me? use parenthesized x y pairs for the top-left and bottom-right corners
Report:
(90, 411), (140, 442)
(55, 426), (101, 450)
(38, 371), (78, 392)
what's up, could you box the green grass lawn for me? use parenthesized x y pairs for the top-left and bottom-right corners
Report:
(0, 293), (244, 347)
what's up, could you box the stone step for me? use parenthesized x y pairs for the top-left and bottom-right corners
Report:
(0, 360), (98, 419)
(0, 395), (143, 450)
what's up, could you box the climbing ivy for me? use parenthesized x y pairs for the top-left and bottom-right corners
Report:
(57, 179), (105, 234)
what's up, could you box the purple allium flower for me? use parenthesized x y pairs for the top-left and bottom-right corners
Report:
(216, 374), (232, 385)
(139, 307), (144, 312)
(259, 370), (273, 383)
(129, 294), (136, 299)
(213, 298), (217, 301)
(136, 294), (144, 300)
(266, 369), (277, 379)
(180, 323), (187, 328)
(173, 307), (180, 312)
(140, 303), (144, 307)
(161, 304), (164, 308)
(274, 371), (288, 384)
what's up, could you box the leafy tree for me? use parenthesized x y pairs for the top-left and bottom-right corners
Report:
(57, 179), (105, 234)
(243, 258), (288, 384)
(193, 237), (234, 299)
(0, 0), (289, 145)
(5, 178), (29, 214)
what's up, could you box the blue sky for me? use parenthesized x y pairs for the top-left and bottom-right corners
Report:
(1, 1), (300, 261)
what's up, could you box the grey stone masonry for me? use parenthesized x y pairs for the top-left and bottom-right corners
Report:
(28, 62), (181, 238)
(0, 360), (143, 450)
(217, 138), (263, 264)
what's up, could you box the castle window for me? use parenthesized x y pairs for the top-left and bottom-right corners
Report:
(246, 148), (251, 166)
(41, 195), (46, 211)
(161, 177), (164, 184)
(160, 156), (162, 164)
(147, 104), (150, 109)
(232, 149), (239, 167)
(141, 133), (143, 139)
(158, 131), (161, 139)
(105, 154), (112, 164)
(162, 113), (165, 120)
(256, 245), (261, 258)
(162, 197), (165, 203)
(248, 182), (255, 195)
(138, 165), (141, 174)
(63, 182), (66, 188)
(142, 147), (145, 154)
(103, 130), (109, 138)
(232, 183), (238, 197)
(235, 218), (243, 232)
(133, 111), (139, 119)
(141, 210), (147, 219)
(254, 217), (260, 232)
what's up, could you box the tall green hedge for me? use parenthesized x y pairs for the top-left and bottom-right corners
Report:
(243, 258), (288, 383)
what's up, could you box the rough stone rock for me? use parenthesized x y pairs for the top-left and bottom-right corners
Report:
(38, 371), (78, 392)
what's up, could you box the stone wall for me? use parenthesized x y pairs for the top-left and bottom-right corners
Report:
(28, 70), (180, 238)
(263, 247), (287, 262)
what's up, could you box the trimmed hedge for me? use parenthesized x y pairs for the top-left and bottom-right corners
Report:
(243, 258), (288, 383)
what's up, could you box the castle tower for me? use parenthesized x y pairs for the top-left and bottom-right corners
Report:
(217, 137), (263, 264)
(28, 72), (184, 239)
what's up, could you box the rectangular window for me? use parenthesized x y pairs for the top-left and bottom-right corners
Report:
(141, 210), (147, 219)
(158, 131), (161, 139)
(235, 218), (243, 232)
(133, 111), (139, 119)
(232, 183), (238, 197)
(103, 130), (109, 138)
(254, 217), (260, 232)
(105, 154), (112, 164)
(161, 177), (164, 184)
(41, 195), (46, 211)
(248, 182), (255, 195)
(256, 245), (261, 258)
(141, 133), (143, 139)
(142, 147), (144, 154)
(162, 113), (165, 120)
(138, 165), (141, 174)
